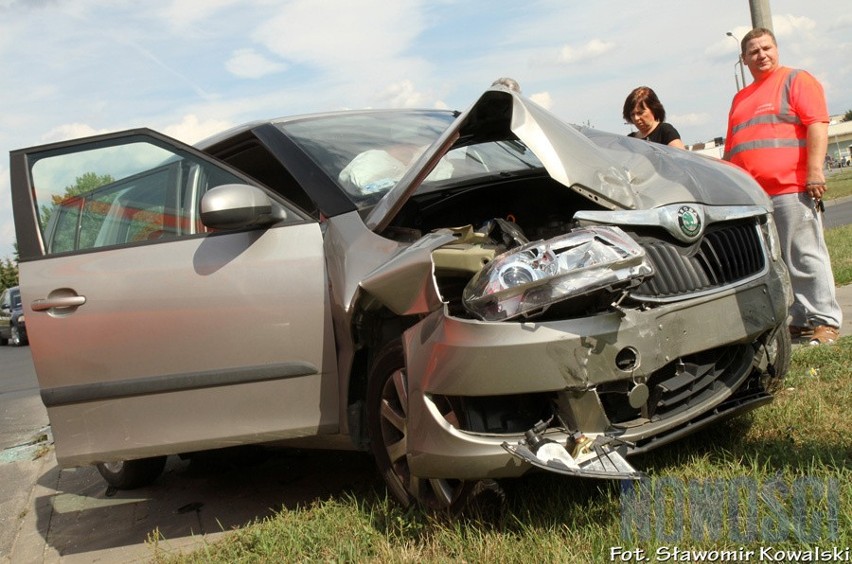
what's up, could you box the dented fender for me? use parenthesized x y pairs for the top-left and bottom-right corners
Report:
(358, 226), (498, 316)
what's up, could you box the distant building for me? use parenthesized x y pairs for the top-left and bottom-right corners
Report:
(827, 114), (852, 165)
(686, 138), (725, 159)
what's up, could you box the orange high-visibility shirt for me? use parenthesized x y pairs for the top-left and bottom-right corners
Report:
(724, 66), (828, 196)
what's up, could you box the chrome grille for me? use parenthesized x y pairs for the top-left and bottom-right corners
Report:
(631, 222), (766, 300)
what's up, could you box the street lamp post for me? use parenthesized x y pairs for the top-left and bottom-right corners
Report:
(726, 32), (747, 91)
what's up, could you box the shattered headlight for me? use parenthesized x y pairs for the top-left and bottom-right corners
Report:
(462, 226), (653, 321)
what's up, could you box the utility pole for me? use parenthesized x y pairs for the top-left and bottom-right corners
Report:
(750, 0), (773, 31)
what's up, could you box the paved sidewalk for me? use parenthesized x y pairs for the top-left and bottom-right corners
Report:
(834, 282), (852, 338)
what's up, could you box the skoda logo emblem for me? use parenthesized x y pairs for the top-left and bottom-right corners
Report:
(677, 206), (701, 237)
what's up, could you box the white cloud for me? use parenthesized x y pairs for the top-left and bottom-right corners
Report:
(377, 80), (442, 109)
(556, 39), (616, 64)
(225, 48), (287, 79)
(40, 123), (111, 143)
(162, 114), (234, 144)
(156, 0), (244, 30)
(253, 0), (424, 68)
(773, 14), (818, 37)
(239, 0), (439, 111)
(529, 91), (552, 110)
(705, 26), (751, 59)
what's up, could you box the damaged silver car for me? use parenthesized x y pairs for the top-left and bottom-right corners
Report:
(9, 86), (792, 509)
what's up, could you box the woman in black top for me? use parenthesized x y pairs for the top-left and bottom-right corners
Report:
(623, 86), (685, 148)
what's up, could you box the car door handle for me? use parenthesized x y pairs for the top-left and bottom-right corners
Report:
(31, 295), (87, 311)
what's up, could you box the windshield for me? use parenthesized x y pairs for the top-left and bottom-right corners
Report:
(277, 110), (543, 209)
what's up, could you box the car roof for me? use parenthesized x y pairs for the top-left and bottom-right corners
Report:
(194, 108), (457, 151)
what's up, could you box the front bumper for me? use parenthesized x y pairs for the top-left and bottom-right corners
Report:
(401, 264), (789, 480)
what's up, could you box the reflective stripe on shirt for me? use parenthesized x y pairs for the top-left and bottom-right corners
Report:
(731, 112), (801, 134)
(725, 137), (806, 158)
(728, 69), (800, 148)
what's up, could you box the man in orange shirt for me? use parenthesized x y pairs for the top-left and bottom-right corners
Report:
(724, 27), (841, 345)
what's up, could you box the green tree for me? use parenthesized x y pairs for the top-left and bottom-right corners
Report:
(843, 109), (852, 122)
(0, 257), (18, 290)
(39, 172), (116, 245)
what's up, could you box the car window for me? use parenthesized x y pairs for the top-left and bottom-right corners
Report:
(439, 141), (542, 185)
(277, 111), (542, 209)
(211, 139), (318, 217)
(278, 111), (454, 192)
(30, 137), (249, 255)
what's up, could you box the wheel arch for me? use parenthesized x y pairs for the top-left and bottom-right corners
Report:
(345, 303), (419, 449)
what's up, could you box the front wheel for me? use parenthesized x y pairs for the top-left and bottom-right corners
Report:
(96, 456), (167, 489)
(763, 326), (792, 394)
(366, 340), (473, 510)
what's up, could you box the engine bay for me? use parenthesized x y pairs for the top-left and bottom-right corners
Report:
(382, 173), (656, 322)
(388, 173), (595, 242)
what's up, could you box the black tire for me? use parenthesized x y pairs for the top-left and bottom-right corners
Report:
(96, 456), (168, 489)
(366, 339), (473, 510)
(763, 326), (792, 394)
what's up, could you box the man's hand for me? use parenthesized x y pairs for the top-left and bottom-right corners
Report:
(806, 179), (827, 200)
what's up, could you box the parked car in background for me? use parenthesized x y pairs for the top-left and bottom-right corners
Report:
(0, 286), (28, 346)
(9, 86), (792, 509)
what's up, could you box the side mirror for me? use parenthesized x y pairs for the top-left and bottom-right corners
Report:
(200, 184), (280, 230)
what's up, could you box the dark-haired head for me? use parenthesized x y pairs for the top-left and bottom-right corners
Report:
(622, 86), (666, 124)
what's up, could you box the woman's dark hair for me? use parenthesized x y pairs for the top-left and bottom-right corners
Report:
(622, 86), (666, 123)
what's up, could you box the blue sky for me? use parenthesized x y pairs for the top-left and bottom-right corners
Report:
(2, 0), (851, 259)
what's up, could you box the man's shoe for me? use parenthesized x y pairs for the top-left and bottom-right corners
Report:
(808, 325), (839, 346)
(789, 325), (813, 340)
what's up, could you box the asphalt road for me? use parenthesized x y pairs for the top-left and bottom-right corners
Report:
(823, 195), (852, 229)
(2, 195), (851, 562)
(0, 346), (47, 455)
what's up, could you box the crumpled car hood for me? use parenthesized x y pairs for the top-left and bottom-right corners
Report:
(367, 88), (769, 232)
(579, 127), (770, 209)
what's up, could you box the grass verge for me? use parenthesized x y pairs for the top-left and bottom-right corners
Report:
(827, 224), (852, 285)
(825, 168), (852, 201)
